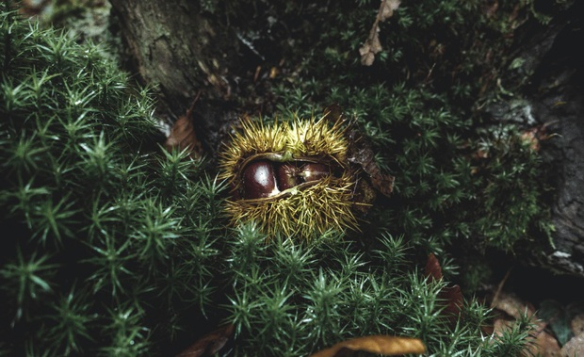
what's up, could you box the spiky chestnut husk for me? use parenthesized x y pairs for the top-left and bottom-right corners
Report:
(219, 115), (361, 239)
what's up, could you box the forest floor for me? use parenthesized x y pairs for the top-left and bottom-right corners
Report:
(17, 0), (584, 356)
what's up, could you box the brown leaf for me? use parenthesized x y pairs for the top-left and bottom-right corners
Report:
(346, 129), (394, 198)
(441, 285), (464, 318)
(379, 0), (401, 21)
(165, 95), (204, 159)
(175, 324), (234, 357)
(309, 335), (426, 357)
(527, 329), (561, 357)
(492, 292), (536, 320)
(359, 33), (380, 66)
(359, 42), (372, 57)
(492, 311), (561, 357)
(370, 31), (383, 53)
(489, 292), (561, 356)
(561, 334), (584, 357)
(359, 0), (401, 66)
(571, 313), (584, 337)
(520, 124), (552, 152)
(360, 50), (376, 66)
(424, 253), (443, 281)
(359, 25), (383, 66)
(423, 254), (463, 321)
(483, 0), (499, 18)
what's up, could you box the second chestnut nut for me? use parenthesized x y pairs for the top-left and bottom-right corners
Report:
(276, 163), (298, 191)
(299, 163), (329, 182)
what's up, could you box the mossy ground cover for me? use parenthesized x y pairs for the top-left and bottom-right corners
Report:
(0, 1), (558, 356)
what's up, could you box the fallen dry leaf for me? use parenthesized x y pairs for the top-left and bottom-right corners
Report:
(561, 333), (584, 357)
(359, 0), (401, 66)
(492, 317), (561, 357)
(571, 313), (584, 336)
(490, 291), (562, 357)
(441, 285), (464, 319)
(492, 292), (536, 320)
(380, 0), (401, 21)
(323, 104), (396, 199)
(528, 329), (562, 357)
(309, 335), (426, 357)
(165, 94), (204, 159)
(493, 317), (561, 357)
(483, 0), (499, 18)
(423, 254), (464, 322)
(322, 104), (394, 212)
(520, 123), (554, 152)
(424, 252), (443, 280)
(175, 324), (234, 357)
(359, 31), (382, 66)
(346, 129), (394, 198)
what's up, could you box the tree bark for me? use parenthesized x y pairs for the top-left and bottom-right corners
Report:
(486, 1), (584, 276)
(110, 0), (240, 155)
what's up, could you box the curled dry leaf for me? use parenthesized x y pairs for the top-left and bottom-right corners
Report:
(175, 324), (234, 357)
(324, 104), (394, 201)
(165, 94), (204, 159)
(424, 254), (464, 321)
(359, 32), (382, 66)
(359, 0), (401, 66)
(424, 252), (443, 281)
(380, 0), (401, 21)
(441, 285), (464, 319)
(309, 335), (426, 357)
(346, 129), (394, 198)
(527, 329), (562, 357)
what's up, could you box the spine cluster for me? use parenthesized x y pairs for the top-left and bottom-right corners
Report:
(220, 116), (358, 239)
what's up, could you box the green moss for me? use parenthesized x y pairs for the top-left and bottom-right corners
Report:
(0, 7), (221, 355)
(221, 0), (556, 292)
(222, 226), (532, 356)
(249, 0), (557, 254)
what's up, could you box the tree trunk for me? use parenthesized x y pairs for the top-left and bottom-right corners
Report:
(485, 2), (584, 276)
(111, 0), (240, 105)
(109, 0), (242, 156)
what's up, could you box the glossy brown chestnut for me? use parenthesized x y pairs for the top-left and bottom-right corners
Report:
(276, 163), (299, 190)
(300, 163), (330, 182)
(242, 160), (279, 199)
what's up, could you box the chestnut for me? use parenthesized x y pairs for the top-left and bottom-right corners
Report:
(242, 160), (279, 199)
(300, 163), (330, 182)
(219, 115), (376, 238)
(276, 163), (299, 190)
